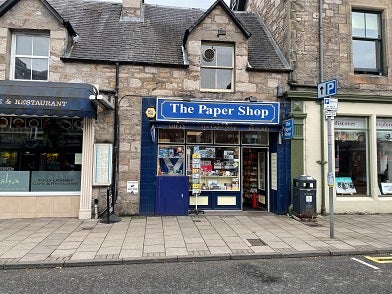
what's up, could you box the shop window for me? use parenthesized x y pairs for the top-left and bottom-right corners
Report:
(200, 43), (234, 92)
(334, 117), (369, 196)
(158, 129), (185, 144)
(241, 131), (268, 145)
(157, 145), (185, 175)
(0, 117), (83, 192)
(376, 118), (392, 196)
(352, 11), (383, 75)
(214, 130), (239, 145)
(186, 146), (239, 191)
(11, 33), (50, 81)
(186, 130), (213, 144)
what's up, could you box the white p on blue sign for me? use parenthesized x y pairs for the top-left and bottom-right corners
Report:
(317, 79), (337, 99)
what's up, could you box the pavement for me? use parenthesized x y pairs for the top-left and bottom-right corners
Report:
(0, 212), (392, 270)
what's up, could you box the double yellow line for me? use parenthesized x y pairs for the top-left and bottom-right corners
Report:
(365, 256), (392, 264)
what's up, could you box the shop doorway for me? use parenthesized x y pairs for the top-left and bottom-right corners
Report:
(242, 147), (268, 211)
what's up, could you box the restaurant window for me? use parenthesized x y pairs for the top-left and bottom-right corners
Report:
(0, 117), (83, 192)
(11, 33), (50, 81)
(200, 43), (234, 92)
(376, 118), (392, 196)
(352, 11), (383, 75)
(334, 117), (369, 196)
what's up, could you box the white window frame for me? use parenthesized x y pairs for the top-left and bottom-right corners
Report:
(10, 33), (50, 81)
(200, 43), (234, 93)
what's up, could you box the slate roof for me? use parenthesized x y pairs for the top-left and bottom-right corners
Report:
(0, 0), (291, 72)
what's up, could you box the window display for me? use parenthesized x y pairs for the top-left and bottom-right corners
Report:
(157, 145), (185, 175)
(376, 118), (392, 196)
(187, 146), (239, 191)
(334, 117), (368, 195)
(0, 116), (83, 192)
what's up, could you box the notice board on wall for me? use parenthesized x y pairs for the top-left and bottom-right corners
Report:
(93, 143), (113, 186)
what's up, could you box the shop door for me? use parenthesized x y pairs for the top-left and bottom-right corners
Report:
(242, 148), (268, 211)
(155, 175), (190, 215)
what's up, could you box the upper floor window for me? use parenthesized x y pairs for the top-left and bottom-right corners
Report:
(11, 33), (50, 81)
(352, 11), (383, 75)
(200, 43), (234, 92)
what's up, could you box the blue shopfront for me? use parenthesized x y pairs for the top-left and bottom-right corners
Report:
(140, 97), (291, 215)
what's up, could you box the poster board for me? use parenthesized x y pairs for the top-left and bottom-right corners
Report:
(335, 177), (356, 194)
(93, 143), (113, 186)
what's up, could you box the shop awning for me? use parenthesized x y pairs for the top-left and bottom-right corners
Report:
(0, 80), (97, 118)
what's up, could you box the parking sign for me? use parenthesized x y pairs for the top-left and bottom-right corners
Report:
(317, 79), (337, 99)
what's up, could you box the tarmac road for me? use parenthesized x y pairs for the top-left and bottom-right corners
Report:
(1, 255), (391, 294)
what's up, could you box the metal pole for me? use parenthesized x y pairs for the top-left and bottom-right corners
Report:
(327, 114), (334, 238)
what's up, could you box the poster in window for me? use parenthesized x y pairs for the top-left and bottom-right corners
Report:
(335, 177), (357, 194)
(381, 183), (392, 195)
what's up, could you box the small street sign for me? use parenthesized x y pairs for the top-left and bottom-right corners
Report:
(283, 118), (294, 139)
(324, 98), (338, 111)
(317, 79), (337, 99)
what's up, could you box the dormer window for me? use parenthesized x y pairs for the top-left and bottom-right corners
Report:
(11, 33), (50, 81)
(200, 43), (234, 92)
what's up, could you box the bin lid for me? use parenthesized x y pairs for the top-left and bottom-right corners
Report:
(293, 175), (316, 181)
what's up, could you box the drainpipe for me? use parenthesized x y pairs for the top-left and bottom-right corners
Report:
(318, 0), (327, 215)
(111, 62), (120, 220)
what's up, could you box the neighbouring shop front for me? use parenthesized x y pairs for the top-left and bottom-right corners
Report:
(140, 97), (291, 215)
(0, 80), (97, 218)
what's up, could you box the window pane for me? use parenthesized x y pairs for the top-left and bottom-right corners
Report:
(158, 129), (185, 144)
(14, 57), (31, 80)
(33, 36), (49, 56)
(376, 119), (392, 195)
(217, 46), (233, 67)
(200, 68), (216, 89)
(216, 69), (232, 90)
(215, 130), (239, 144)
(365, 13), (379, 38)
(353, 40), (377, 70)
(352, 12), (365, 37)
(32, 58), (48, 80)
(186, 130), (213, 144)
(335, 117), (368, 196)
(15, 35), (32, 55)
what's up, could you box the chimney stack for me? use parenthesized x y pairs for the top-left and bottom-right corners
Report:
(122, 0), (142, 19)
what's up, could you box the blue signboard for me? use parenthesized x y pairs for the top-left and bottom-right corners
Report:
(317, 79), (337, 99)
(156, 98), (280, 124)
(283, 118), (294, 139)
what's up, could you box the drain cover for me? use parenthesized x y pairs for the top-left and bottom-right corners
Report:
(247, 239), (266, 246)
(303, 222), (323, 227)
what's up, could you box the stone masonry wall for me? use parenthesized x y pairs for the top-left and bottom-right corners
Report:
(0, 1), (289, 216)
(246, 0), (392, 95)
(245, 0), (290, 66)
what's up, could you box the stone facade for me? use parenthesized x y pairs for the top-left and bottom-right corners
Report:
(246, 0), (392, 93)
(243, 0), (392, 214)
(0, 0), (290, 217)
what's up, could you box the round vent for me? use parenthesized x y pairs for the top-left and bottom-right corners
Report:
(202, 48), (215, 62)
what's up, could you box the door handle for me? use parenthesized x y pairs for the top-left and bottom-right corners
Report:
(181, 193), (184, 198)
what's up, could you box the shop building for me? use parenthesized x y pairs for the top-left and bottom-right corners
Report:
(0, 0), (292, 218)
(234, 0), (392, 214)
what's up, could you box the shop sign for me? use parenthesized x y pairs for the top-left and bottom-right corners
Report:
(283, 118), (294, 139)
(156, 98), (279, 124)
(30, 171), (81, 191)
(0, 171), (29, 192)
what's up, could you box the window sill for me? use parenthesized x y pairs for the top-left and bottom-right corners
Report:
(348, 73), (389, 85)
